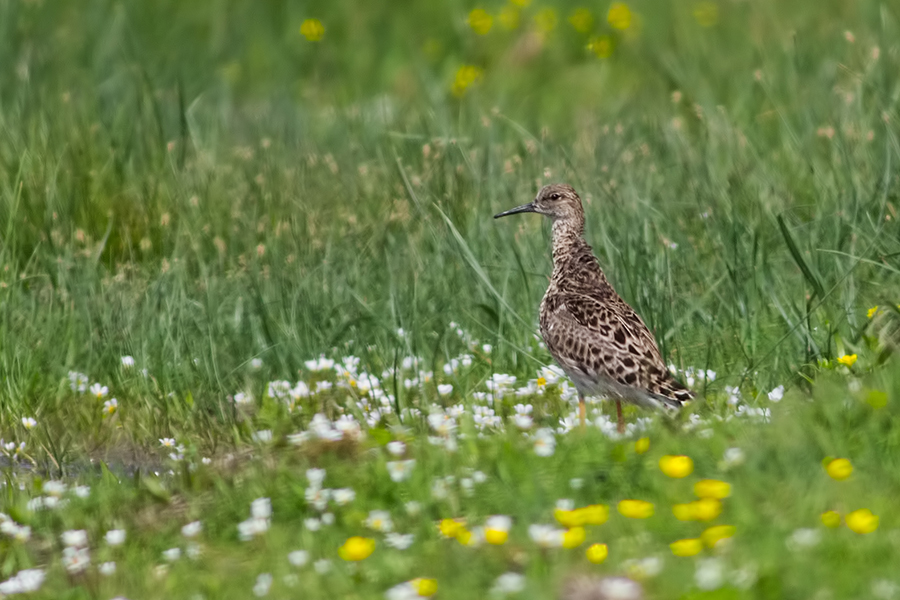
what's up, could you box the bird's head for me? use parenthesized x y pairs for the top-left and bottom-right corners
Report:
(493, 183), (583, 222)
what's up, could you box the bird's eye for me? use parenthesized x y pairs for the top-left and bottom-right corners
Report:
(550, 193), (561, 200)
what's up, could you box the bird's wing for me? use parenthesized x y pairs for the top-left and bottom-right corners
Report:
(541, 292), (692, 406)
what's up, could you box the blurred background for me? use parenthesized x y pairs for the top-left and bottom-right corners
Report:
(0, 0), (897, 404)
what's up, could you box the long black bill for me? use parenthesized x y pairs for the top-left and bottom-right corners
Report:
(493, 202), (536, 219)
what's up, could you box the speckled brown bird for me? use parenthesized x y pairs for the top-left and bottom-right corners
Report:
(494, 183), (693, 432)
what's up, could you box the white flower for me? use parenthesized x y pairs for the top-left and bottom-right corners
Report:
(623, 557), (663, 579)
(182, 521), (202, 538)
(721, 447), (745, 469)
(386, 460), (416, 482)
(333, 488), (356, 505)
(105, 529), (126, 546)
(250, 358), (263, 370)
(253, 573), (273, 597)
(288, 550), (309, 567)
(305, 487), (331, 511)
(0, 569), (45, 594)
(304, 518), (321, 531)
(251, 430), (273, 443)
(491, 572), (526, 595)
(21, 417), (36, 430)
(61, 530), (88, 548)
(89, 383), (109, 399)
(238, 517), (270, 541)
(473, 470), (487, 483)
(313, 559), (331, 574)
(513, 414), (533, 430)
(73, 485), (90, 498)
(103, 399), (118, 414)
(306, 468), (326, 488)
(62, 546), (90, 573)
(596, 577), (643, 600)
(695, 558), (724, 590)
(305, 356), (335, 372)
(569, 478), (584, 489)
(162, 547), (181, 562)
(386, 581), (419, 600)
(528, 524), (564, 548)
(768, 385), (785, 402)
(364, 510), (394, 533)
(787, 528), (821, 550)
(486, 515), (512, 533)
(385, 533), (415, 550)
(482, 344), (492, 354)
(386, 441), (406, 456)
(121, 356), (135, 368)
(233, 392), (253, 405)
(321, 512), (335, 526)
(405, 501), (421, 516)
(251, 497), (272, 519)
(99, 561), (116, 576)
(159, 438), (176, 448)
(43, 480), (66, 496)
(437, 383), (454, 396)
(533, 428), (556, 457)
(555, 498), (575, 511)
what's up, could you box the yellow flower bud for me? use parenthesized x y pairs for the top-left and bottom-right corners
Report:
(701, 525), (735, 547)
(659, 455), (694, 478)
(672, 503), (694, 521)
(485, 528), (508, 545)
(338, 536), (375, 561)
(617, 499), (654, 519)
(555, 508), (584, 528)
(439, 518), (465, 538)
(837, 354), (858, 367)
(670, 538), (703, 556)
(634, 437), (650, 454)
(579, 504), (609, 526)
(694, 479), (731, 499)
(691, 498), (722, 521)
(562, 527), (586, 549)
(825, 458), (853, 481)
(585, 543), (609, 563)
(820, 510), (841, 528)
(846, 509), (878, 534)
(412, 578), (438, 597)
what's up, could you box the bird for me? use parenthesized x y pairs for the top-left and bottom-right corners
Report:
(494, 183), (693, 432)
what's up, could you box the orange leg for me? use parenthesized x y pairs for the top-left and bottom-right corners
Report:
(616, 400), (625, 434)
(578, 394), (586, 429)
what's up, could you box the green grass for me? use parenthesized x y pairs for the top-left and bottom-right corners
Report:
(1, 0), (899, 598)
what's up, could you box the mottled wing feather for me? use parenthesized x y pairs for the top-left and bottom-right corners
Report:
(541, 292), (692, 407)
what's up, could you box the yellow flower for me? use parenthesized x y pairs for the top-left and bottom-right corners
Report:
(439, 518), (465, 538)
(846, 509), (878, 534)
(562, 527), (586, 548)
(485, 528), (508, 545)
(498, 5), (521, 29)
(672, 503), (694, 521)
(691, 498), (722, 521)
(534, 8), (558, 33)
(585, 543), (609, 563)
(412, 578), (438, 597)
(701, 525), (735, 547)
(837, 354), (857, 367)
(820, 510), (841, 528)
(670, 538), (703, 557)
(555, 508), (584, 528)
(467, 9), (493, 35)
(455, 527), (475, 546)
(867, 306), (878, 318)
(607, 3), (632, 30)
(299, 19), (325, 42)
(569, 8), (594, 33)
(485, 515), (511, 545)
(587, 35), (614, 58)
(692, 2), (718, 27)
(634, 437), (650, 454)
(694, 479), (731, 499)
(618, 499), (654, 519)
(338, 536), (375, 561)
(451, 65), (484, 97)
(579, 504), (609, 526)
(825, 458), (853, 481)
(659, 455), (694, 478)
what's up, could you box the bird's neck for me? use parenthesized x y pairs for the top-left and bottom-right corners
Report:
(550, 216), (587, 265)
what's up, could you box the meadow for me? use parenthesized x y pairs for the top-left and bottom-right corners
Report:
(1, 0), (899, 598)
